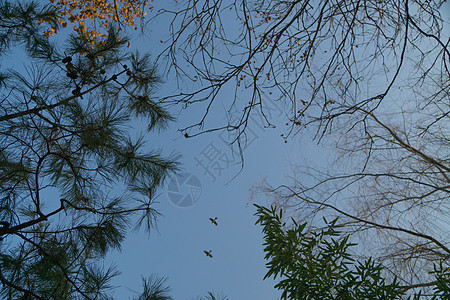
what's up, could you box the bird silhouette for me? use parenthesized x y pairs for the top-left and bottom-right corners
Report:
(209, 217), (218, 226)
(203, 250), (213, 258)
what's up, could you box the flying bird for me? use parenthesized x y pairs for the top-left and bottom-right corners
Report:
(209, 217), (218, 226)
(203, 250), (213, 258)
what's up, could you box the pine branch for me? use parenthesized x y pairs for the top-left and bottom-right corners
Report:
(0, 199), (65, 237)
(0, 269), (44, 300)
(0, 70), (127, 122)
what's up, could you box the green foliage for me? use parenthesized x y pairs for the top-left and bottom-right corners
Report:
(0, 1), (58, 52)
(134, 275), (173, 300)
(431, 262), (450, 299)
(0, 0), (178, 298)
(195, 291), (229, 300)
(255, 204), (405, 299)
(255, 204), (450, 298)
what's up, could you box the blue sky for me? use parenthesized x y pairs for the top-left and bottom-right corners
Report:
(99, 3), (308, 298)
(106, 92), (301, 299)
(105, 2), (450, 298)
(5, 1), (449, 299)
(1, 2), (302, 297)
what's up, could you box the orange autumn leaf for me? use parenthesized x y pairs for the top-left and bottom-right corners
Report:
(43, 0), (154, 46)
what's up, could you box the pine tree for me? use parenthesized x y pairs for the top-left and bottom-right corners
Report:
(0, 1), (178, 298)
